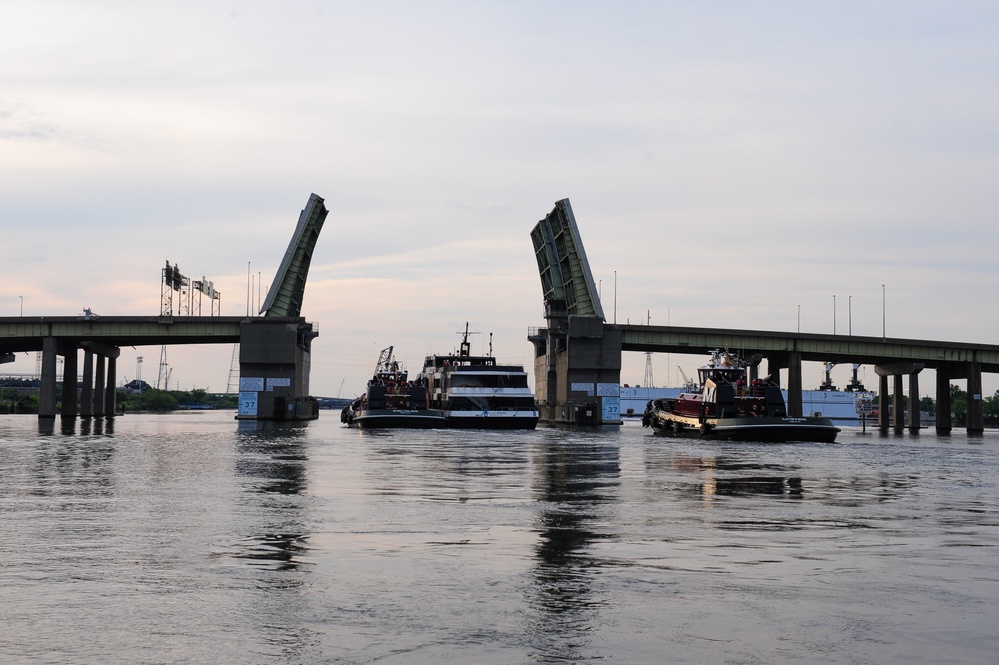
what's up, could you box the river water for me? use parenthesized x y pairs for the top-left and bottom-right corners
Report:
(1, 412), (997, 664)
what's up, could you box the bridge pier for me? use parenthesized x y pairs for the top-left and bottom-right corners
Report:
(105, 356), (117, 416)
(936, 367), (952, 434)
(787, 351), (803, 418)
(764, 352), (803, 417)
(236, 318), (319, 421)
(80, 349), (94, 417)
(893, 373), (904, 432)
(878, 374), (890, 429)
(39, 338), (58, 418)
(37, 339), (119, 418)
(94, 355), (106, 417)
(61, 346), (78, 417)
(967, 360), (984, 433)
(529, 313), (622, 426)
(908, 370), (921, 432)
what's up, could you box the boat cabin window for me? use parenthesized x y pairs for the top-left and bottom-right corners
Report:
(449, 374), (528, 389)
(448, 396), (536, 410)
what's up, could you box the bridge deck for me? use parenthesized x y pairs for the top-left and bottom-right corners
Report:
(616, 324), (999, 373)
(0, 316), (248, 353)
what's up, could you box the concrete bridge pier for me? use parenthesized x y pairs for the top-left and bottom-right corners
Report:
(893, 374), (904, 433)
(61, 346), (78, 417)
(236, 318), (319, 421)
(764, 352), (803, 417)
(39, 338), (58, 418)
(94, 355), (106, 417)
(105, 356), (117, 416)
(39, 340), (119, 418)
(80, 349), (94, 417)
(936, 367), (952, 434)
(787, 351), (803, 418)
(874, 363), (924, 432)
(908, 370), (922, 433)
(967, 360), (984, 433)
(878, 374), (890, 430)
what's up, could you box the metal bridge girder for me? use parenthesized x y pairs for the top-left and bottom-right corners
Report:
(259, 193), (328, 318)
(530, 199), (604, 320)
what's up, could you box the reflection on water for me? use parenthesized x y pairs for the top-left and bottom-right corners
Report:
(527, 436), (620, 662)
(232, 420), (311, 575)
(2, 416), (999, 664)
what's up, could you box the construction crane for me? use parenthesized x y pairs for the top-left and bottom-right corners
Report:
(677, 365), (698, 392)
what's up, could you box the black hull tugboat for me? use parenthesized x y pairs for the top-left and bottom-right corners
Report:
(341, 346), (445, 429)
(643, 350), (840, 443)
(419, 323), (540, 430)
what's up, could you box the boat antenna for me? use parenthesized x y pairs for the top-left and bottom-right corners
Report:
(457, 322), (478, 357)
(489, 332), (493, 358)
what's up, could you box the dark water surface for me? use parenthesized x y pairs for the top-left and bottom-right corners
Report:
(2, 413), (998, 664)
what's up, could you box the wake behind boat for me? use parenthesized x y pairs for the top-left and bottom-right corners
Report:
(643, 349), (840, 443)
(341, 346), (445, 429)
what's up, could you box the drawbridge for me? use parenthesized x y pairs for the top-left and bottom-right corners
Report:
(527, 198), (998, 432)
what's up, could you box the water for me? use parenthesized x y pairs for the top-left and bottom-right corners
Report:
(2, 413), (998, 664)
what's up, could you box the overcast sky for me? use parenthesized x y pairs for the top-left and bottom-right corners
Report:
(3, 1), (999, 399)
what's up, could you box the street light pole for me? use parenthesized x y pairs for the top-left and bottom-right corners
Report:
(882, 284), (886, 341)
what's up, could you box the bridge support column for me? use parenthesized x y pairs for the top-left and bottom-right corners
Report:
(105, 356), (117, 416)
(967, 360), (984, 434)
(936, 368), (952, 434)
(893, 374), (904, 432)
(907, 371), (921, 432)
(530, 314), (621, 425)
(39, 337), (58, 418)
(94, 355), (106, 417)
(878, 374), (890, 429)
(81, 350), (94, 417)
(786, 351), (803, 418)
(237, 318), (319, 421)
(61, 346), (78, 417)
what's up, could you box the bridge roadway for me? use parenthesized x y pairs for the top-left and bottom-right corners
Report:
(615, 323), (999, 432)
(0, 315), (276, 418)
(0, 316), (245, 352)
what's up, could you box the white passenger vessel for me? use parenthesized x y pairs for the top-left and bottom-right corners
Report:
(419, 324), (540, 429)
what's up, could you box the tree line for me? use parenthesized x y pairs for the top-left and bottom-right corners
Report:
(0, 385), (238, 414)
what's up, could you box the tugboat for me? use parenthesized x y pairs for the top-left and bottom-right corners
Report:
(342, 346), (445, 429)
(419, 323), (540, 429)
(642, 349), (840, 443)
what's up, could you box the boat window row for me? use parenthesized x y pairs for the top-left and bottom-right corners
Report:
(446, 397), (537, 411)
(447, 374), (529, 389)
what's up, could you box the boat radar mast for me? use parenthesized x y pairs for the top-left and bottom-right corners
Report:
(457, 322), (479, 357)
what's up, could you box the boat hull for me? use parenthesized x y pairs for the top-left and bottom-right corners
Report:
(445, 411), (540, 430)
(650, 412), (840, 443)
(353, 408), (446, 429)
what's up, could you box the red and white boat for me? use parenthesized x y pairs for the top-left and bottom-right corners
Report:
(642, 350), (840, 443)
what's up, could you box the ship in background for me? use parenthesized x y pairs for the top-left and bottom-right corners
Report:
(620, 360), (876, 427)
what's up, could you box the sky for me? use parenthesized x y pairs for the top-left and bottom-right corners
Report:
(3, 1), (999, 400)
